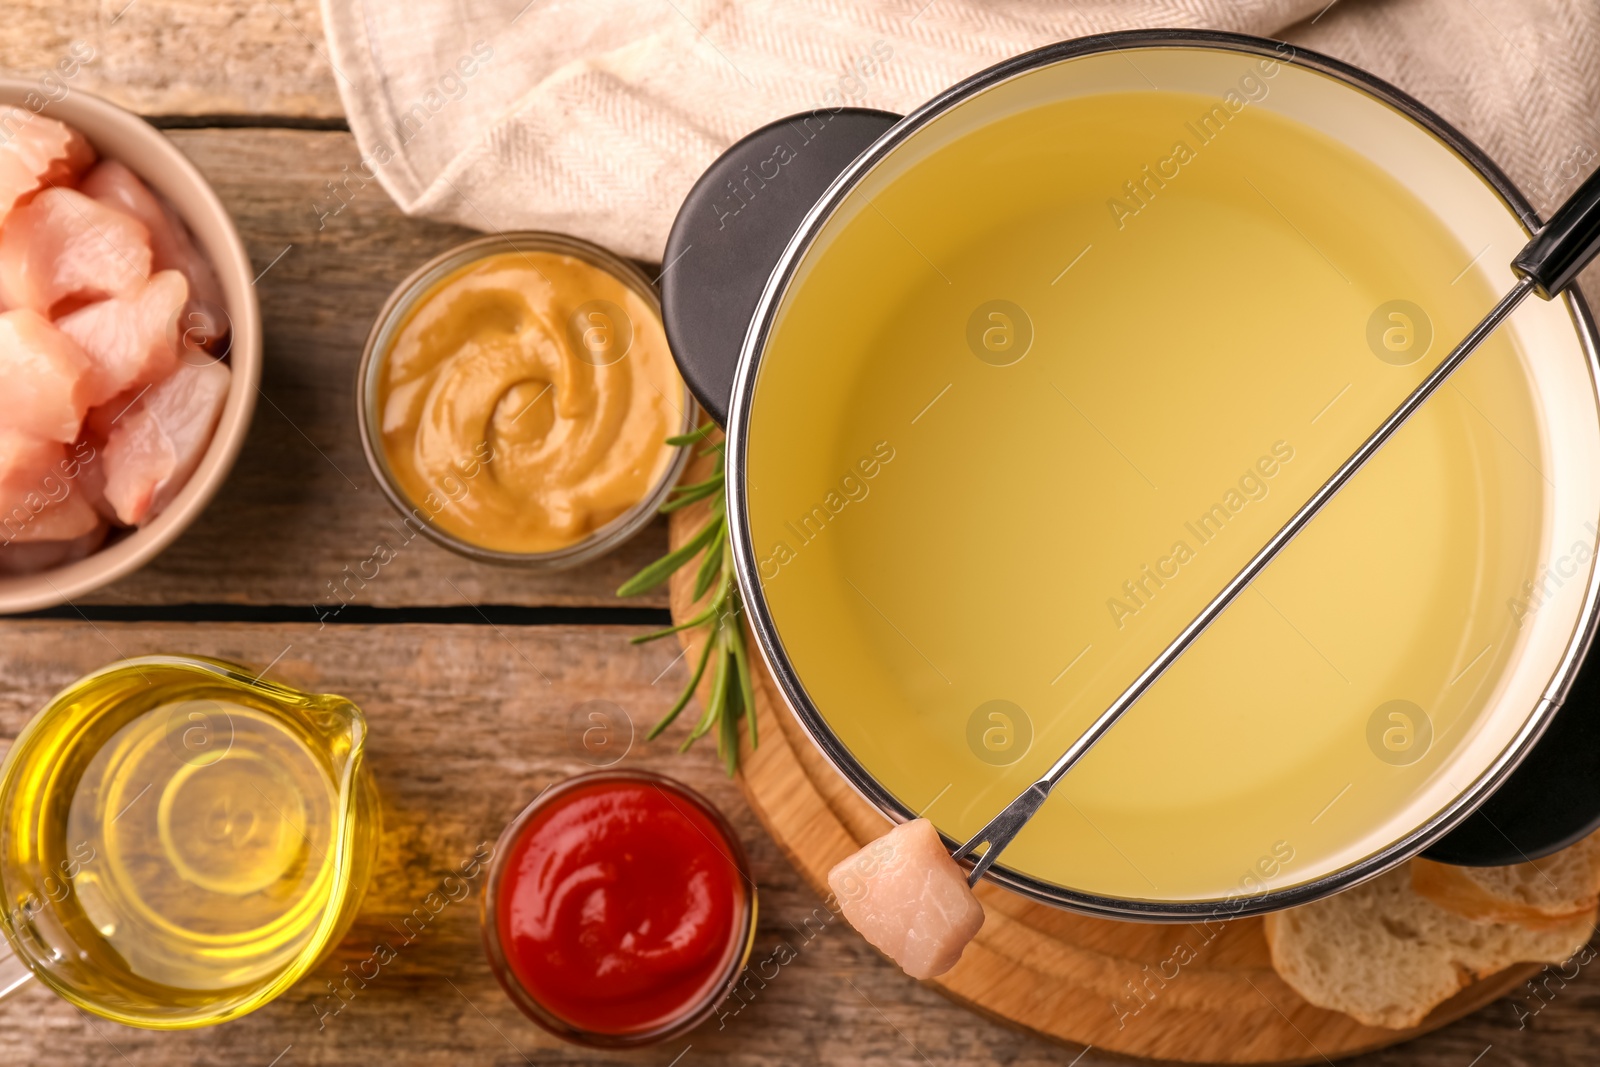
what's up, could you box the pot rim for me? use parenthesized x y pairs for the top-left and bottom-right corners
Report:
(721, 29), (1600, 919)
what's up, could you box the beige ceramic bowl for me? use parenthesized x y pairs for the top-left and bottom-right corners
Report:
(0, 81), (261, 614)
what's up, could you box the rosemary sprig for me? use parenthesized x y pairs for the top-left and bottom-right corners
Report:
(617, 424), (756, 775)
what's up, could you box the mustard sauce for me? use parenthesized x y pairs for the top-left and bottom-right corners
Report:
(377, 251), (682, 554)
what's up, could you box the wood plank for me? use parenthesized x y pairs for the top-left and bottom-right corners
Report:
(79, 128), (673, 610)
(4, 0), (339, 119)
(0, 619), (1591, 1066)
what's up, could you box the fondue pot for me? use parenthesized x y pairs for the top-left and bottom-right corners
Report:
(658, 30), (1600, 918)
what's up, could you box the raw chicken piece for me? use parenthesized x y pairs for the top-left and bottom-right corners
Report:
(0, 107), (95, 224)
(102, 359), (230, 525)
(827, 819), (986, 980)
(57, 270), (187, 402)
(0, 521), (108, 575)
(0, 187), (151, 316)
(79, 394), (140, 524)
(0, 427), (98, 546)
(0, 426), (66, 500)
(0, 428), (58, 472)
(71, 435), (117, 524)
(83, 387), (148, 445)
(0, 309), (98, 442)
(7, 486), (99, 542)
(80, 160), (228, 350)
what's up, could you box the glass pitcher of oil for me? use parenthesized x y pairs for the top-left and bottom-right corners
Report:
(0, 656), (379, 1028)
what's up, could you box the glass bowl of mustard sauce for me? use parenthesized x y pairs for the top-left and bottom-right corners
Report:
(357, 233), (696, 569)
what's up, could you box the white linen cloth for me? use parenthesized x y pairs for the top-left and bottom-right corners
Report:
(320, 0), (1600, 265)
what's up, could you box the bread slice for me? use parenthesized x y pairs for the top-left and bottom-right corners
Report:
(1263, 863), (1595, 1029)
(1413, 832), (1600, 927)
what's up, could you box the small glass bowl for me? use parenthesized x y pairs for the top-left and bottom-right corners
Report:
(356, 232), (696, 570)
(480, 769), (757, 1047)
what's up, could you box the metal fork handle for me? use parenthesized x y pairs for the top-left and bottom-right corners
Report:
(952, 274), (1539, 886)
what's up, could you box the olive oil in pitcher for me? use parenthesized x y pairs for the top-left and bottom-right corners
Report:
(0, 657), (378, 1027)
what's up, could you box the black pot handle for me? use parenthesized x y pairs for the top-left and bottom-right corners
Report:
(660, 108), (901, 426)
(1513, 164), (1600, 299)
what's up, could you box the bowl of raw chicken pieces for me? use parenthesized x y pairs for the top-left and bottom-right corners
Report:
(0, 80), (261, 612)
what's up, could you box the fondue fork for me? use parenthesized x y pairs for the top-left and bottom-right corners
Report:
(952, 167), (1600, 887)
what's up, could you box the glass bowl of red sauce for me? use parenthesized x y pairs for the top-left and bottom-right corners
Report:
(481, 769), (757, 1046)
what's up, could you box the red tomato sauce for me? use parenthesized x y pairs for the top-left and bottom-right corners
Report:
(495, 776), (750, 1035)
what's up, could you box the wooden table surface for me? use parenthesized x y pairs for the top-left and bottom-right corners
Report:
(2, 4), (1597, 1065)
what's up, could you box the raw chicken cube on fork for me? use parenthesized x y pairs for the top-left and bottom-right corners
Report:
(80, 161), (228, 349)
(102, 359), (231, 526)
(827, 818), (986, 980)
(0, 107), (95, 224)
(0, 309), (100, 442)
(57, 270), (188, 401)
(0, 187), (151, 316)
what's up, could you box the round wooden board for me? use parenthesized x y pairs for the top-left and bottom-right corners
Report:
(663, 444), (1535, 1065)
